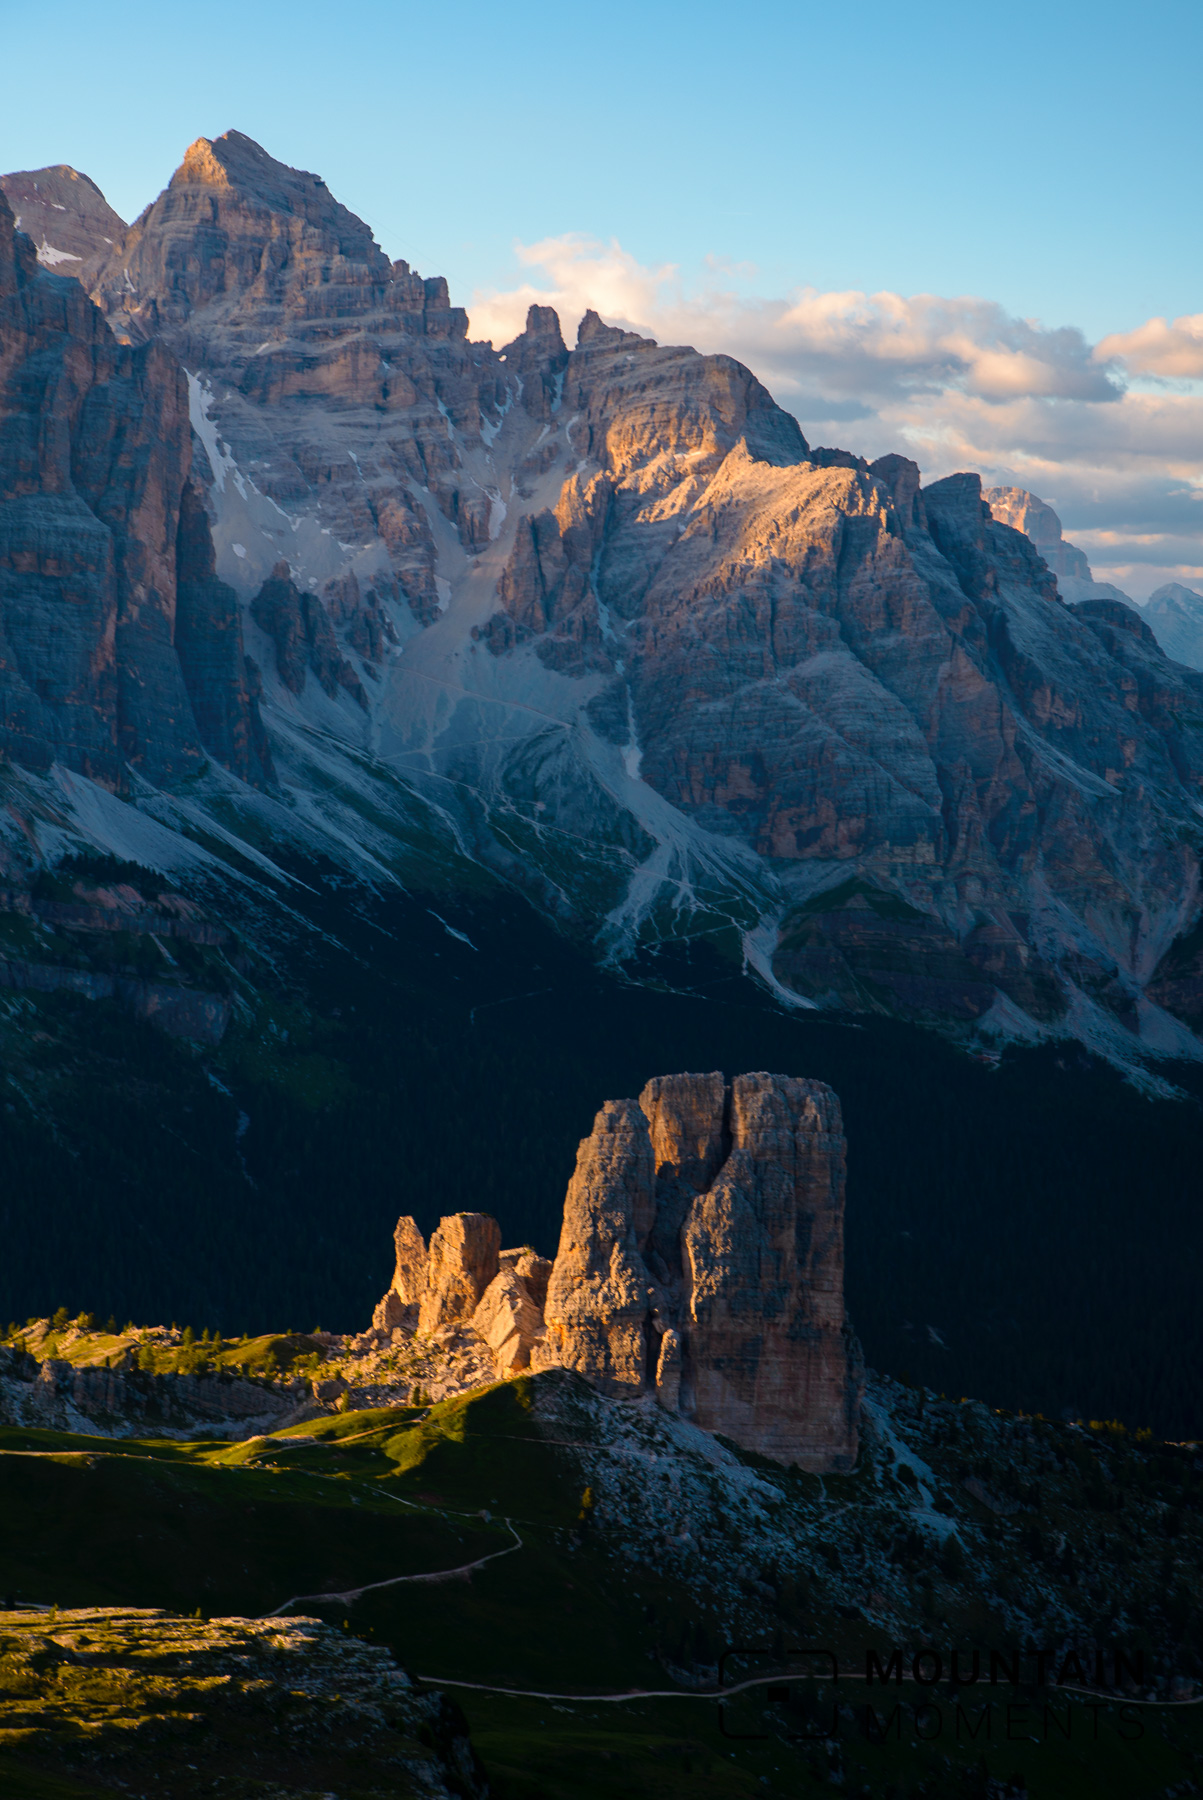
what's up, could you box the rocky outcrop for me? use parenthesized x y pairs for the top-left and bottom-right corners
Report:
(87, 131), (505, 615)
(536, 1097), (659, 1394)
(417, 1213), (501, 1336)
(984, 485), (1092, 584)
(0, 189), (270, 790)
(678, 1074), (856, 1466)
(984, 483), (1135, 607)
(0, 1342), (286, 1432)
(534, 1071), (859, 1470)
(500, 1246), (552, 1311)
(0, 165), (125, 274)
(361, 1065), (860, 1461)
(250, 562), (366, 708)
(372, 1212), (505, 1340)
(176, 479), (274, 781)
(471, 1267), (545, 1373)
(366, 1072), (857, 1467)
(371, 1215), (429, 1332)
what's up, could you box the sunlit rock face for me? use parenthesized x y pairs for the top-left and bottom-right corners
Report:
(0, 191), (270, 789)
(370, 1071), (858, 1468)
(371, 1213), (545, 1371)
(984, 483), (1136, 610)
(536, 1071), (860, 1472)
(417, 1213), (502, 1337)
(984, 485), (1092, 585)
(14, 130), (1203, 1056)
(87, 130), (506, 625)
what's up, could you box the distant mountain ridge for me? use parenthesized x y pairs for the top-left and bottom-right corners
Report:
(3, 131), (1203, 1078)
(1142, 580), (1203, 670)
(984, 483), (1135, 606)
(985, 485), (1203, 673)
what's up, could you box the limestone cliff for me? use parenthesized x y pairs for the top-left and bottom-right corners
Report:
(536, 1071), (859, 1470)
(371, 1073), (860, 1471)
(7, 130), (1203, 1064)
(984, 485), (1093, 585)
(1141, 582), (1203, 672)
(0, 190), (271, 789)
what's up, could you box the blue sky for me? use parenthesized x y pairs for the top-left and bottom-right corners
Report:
(3, 0), (1202, 593)
(4, 0), (1198, 335)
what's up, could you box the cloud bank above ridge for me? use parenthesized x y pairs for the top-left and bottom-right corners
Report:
(470, 238), (1203, 601)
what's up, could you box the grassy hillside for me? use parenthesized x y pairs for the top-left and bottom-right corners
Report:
(3, 1375), (1203, 1797)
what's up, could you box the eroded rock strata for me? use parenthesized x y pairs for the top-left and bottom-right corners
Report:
(0, 189), (271, 789)
(370, 1072), (860, 1470)
(3, 130), (1203, 1061)
(536, 1070), (859, 1470)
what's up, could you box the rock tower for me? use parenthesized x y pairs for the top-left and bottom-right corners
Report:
(372, 1071), (860, 1470)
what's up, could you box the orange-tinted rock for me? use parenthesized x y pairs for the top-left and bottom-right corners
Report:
(534, 1098), (657, 1395)
(391, 1216), (429, 1305)
(371, 1215), (429, 1332)
(418, 1212), (502, 1336)
(471, 1267), (545, 1373)
(500, 1247), (552, 1313)
(537, 1072), (859, 1470)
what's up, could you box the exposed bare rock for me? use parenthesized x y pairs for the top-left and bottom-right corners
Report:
(0, 189), (268, 789)
(0, 165), (125, 274)
(984, 484), (1092, 584)
(16, 129), (1196, 1061)
(638, 1070), (728, 1279)
(536, 1072), (858, 1470)
(176, 478), (274, 782)
(512, 1249), (552, 1312)
(499, 303), (568, 420)
(654, 1327), (682, 1410)
(471, 1267), (545, 1373)
(372, 1215), (428, 1332)
(534, 1098), (657, 1396)
(418, 1212), (502, 1336)
(250, 562), (366, 708)
(1142, 581), (1203, 671)
(680, 1074), (857, 1468)
(87, 131), (503, 619)
(391, 1215), (429, 1303)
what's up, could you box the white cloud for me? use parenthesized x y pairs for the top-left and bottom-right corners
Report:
(469, 236), (1203, 601)
(1096, 313), (1203, 379)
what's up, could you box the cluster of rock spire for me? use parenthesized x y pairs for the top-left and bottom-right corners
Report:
(372, 1071), (860, 1471)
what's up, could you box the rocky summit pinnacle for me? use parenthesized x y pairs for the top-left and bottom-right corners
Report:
(534, 1071), (860, 1470)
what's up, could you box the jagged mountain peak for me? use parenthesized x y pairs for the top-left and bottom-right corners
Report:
(576, 306), (655, 351)
(6, 139), (1203, 1073)
(1148, 580), (1203, 607)
(167, 130), (380, 257)
(92, 130), (393, 342)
